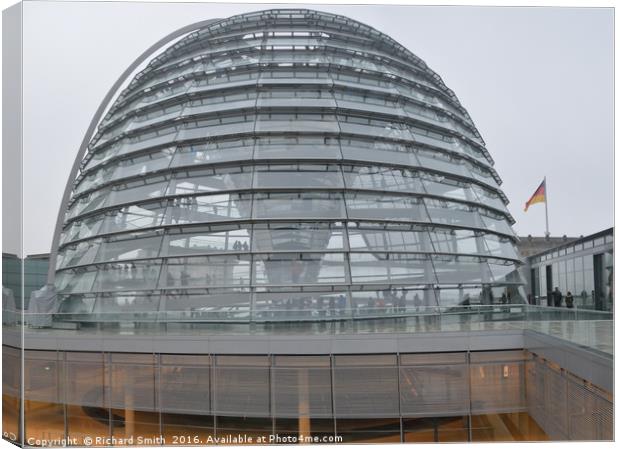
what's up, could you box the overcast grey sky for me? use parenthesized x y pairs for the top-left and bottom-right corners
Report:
(15, 1), (613, 255)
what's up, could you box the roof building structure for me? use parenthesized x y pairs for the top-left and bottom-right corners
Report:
(516, 235), (580, 259)
(3, 9), (613, 445)
(522, 228), (613, 311)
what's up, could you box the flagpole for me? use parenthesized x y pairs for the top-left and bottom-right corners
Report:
(544, 176), (550, 238)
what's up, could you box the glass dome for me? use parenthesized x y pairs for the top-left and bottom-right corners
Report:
(53, 9), (524, 323)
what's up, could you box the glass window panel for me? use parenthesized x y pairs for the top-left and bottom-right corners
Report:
(435, 286), (485, 307)
(488, 261), (523, 285)
(176, 120), (255, 142)
(432, 256), (493, 285)
(470, 184), (507, 211)
(258, 89), (337, 109)
(160, 363), (210, 415)
(57, 294), (96, 315)
(126, 103), (184, 131)
(346, 193), (429, 222)
(335, 91), (405, 117)
(104, 176), (169, 209)
(415, 148), (468, 178)
(348, 226), (432, 252)
(349, 253), (434, 284)
(65, 353), (105, 408)
(469, 165), (501, 190)
(93, 292), (161, 316)
(167, 166), (252, 195)
(351, 287), (437, 313)
(254, 290), (349, 320)
(186, 94), (257, 116)
(254, 253), (346, 285)
(74, 164), (116, 196)
(256, 112), (340, 133)
(343, 165), (423, 193)
(272, 361), (333, 417)
(97, 202), (168, 235)
(60, 216), (104, 245)
(160, 255), (251, 288)
(400, 359), (469, 416)
(338, 116), (413, 141)
(24, 351), (61, 403)
(55, 268), (98, 294)
(91, 260), (162, 292)
(483, 235), (519, 260)
(94, 233), (164, 263)
(253, 222), (344, 252)
(254, 135), (341, 160)
(422, 174), (475, 202)
(253, 192), (346, 219)
(333, 355), (399, 417)
(163, 226), (251, 257)
(425, 199), (485, 229)
(68, 188), (109, 219)
(109, 359), (156, 412)
(213, 358), (270, 416)
(83, 141), (123, 172)
(470, 360), (526, 414)
(171, 138), (254, 167)
(253, 163), (344, 189)
(165, 193), (252, 224)
(162, 289), (251, 321)
(57, 239), (102, 269)
(430, 229), (485, 255)
(340, 137), (418, 166)
(109, 147), (175, 182)
(479, 212), (515, 236)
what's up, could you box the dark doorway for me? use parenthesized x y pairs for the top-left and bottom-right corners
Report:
(593, 254), (603, 310)
(545, 265), (553, 306)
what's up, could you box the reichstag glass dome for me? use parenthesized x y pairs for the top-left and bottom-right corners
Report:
(53, 9), (524, 323)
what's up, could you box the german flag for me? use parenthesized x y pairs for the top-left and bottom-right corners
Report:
(524, 179), (546, 212)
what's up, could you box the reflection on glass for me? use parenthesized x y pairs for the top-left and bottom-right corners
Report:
(164, 226), (251, 257)
(161, 255), (251, 288)
(253, 222), (344, 252)
(165, 194), (252, 224)
(254, 253), (346, 285)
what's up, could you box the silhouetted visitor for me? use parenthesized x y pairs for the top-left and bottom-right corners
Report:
(337, 294), (346, 315)
(399, 288), (408, 312)
(553, 287), (563, 307)
(592, 289), (603, 310)
(565, 291), (574, 309)
(500, 293), (507, 304)
(413, 293), (422, 313)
